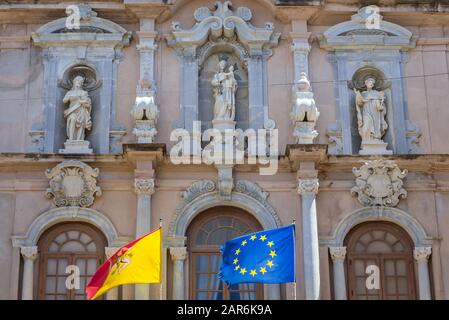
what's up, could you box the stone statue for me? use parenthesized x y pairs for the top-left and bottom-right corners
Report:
(290, 72), (319, 144)
(211, 59), (237, 121)
(354, 77), (391, 154)
(63, 75), (92, 141)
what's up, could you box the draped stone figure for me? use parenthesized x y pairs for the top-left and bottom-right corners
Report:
(63, 76), (92, 141)
(354, 77), (391, 154)
(59, 75), (93, 153)
(211, 59), (237, 121)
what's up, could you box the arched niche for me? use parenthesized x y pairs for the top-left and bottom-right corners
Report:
(166, 1), (280, 132)
(30, 4), (131, 154)
(320, 6), (421, 155)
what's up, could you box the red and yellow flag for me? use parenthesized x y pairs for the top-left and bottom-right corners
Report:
(86, 227), (162, 300)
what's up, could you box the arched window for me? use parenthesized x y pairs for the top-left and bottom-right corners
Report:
(345, 222), (416, 300)
(37, 223), (107, 300)
(187, 207), (263, 300)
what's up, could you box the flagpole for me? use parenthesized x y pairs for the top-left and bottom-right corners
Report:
(292, 218), (297, 300)
(159, 218), (163, 301)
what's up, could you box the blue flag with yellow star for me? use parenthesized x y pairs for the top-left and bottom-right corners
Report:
(218, 225), (295, 286)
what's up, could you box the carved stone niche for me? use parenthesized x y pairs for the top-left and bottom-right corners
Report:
(31, 4), (130, 154)
(351, 160), (407, 207)
(45, 160), (102, 207)
(320, 6), (421, 155)
(166, 1), (280, 132)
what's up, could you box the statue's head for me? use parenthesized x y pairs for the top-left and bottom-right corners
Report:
(218, 60), (227, 71)
(364, 77), (376, 89)
(72, 76), (84, 88)
(297, 72), (311, 92)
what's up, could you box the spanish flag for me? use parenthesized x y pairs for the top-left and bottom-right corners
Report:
(86, 227), (162, 300)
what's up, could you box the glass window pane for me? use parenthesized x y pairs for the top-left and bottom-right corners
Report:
(397, 278), (408, 294)
(195, 291), (208, 300)
(57, 277), (67, 294)
(86, 242), (97, 252)
(209, 255), (222, 273)
(57, 259), (69, 274)
(79, 232), (92, 244)
(67, 231), (80, 240)
(54, 233), (67, 244)
(195, 256), (209, 273)
(396, 260), (407, 276)
(384, 260), (395, 276)
(46, 276), (56, 294)
(87, 259), (98, 275)
(48, 242), (59, 252)
(47, 259), (57, 275)
(354, 260), (365, 276)
(386, 277), (396, 295)
(60, 240), (85, 252)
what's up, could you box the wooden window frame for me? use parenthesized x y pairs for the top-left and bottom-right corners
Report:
(37, 223), (107, 300)
(345, 222), (416, 300)
(187, 207), (264, 300)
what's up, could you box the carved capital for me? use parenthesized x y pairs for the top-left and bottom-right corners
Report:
(21, 246), (38, 261)
(45, 161), (101, 207)
(297, 179), (319, 195)
(329, 247), (347, 262)
(134, 178), (155, 195)
(170, 247), (187, 261)
(414, 247), (431, 262)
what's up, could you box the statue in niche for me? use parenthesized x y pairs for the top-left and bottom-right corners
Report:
(211, 59), (237, 121)
(354, 77), (388, 142)
(63, 75), (92, 141)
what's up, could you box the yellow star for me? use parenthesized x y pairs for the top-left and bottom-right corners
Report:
(267, 260), (274, 268)
(250, 269), (257, 277)
(267, 241), (274, 248)
(233, 258), (238, 265)
(250, 235), (257, 241)
(235, 248), (240, 255)
(259, 235), (267, 241)
(235, 265), (240, 271)
(241, 240), (247, 246)
(269, 250), (277, 258)
(240, 268), (247, 275)
(260, 267), (267, 275)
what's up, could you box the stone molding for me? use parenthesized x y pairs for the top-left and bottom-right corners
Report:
(321, 206), (432, 248)
(297, 178), (319, 195)
(329, 246), (347, 262)
(351, 160), (407, 207)
(169, 179), (281, 236)
(134, 178), (155, 195)
(11, 207), (121, 247)
(45, 160), (102, 208)
(414, 247), (432, 262)
(105, 247), (119, 259)
(20, 246), (38, 261)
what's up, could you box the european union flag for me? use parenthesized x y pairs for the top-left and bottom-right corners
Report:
(218, 225), (295, 286)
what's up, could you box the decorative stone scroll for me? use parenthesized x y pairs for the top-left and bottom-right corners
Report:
(297, 179), (319, 195)
(45, 160), (102, 207)
(351, 160), (407, 207)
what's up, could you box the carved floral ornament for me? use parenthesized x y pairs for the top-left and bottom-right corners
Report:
(45, 160), (102, 207)
(166, 1), (280, 52)
(351, 160), (407, 207)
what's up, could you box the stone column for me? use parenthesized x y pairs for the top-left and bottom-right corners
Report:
(20, 246), (38, 300)
(134, 178), (155, 299)
(170, 247), (187, 300)
(414, 247), (432, 300)
(105, 247), (119, 300)
(329, 246), (347, 300)
(297, 178), (320, 300)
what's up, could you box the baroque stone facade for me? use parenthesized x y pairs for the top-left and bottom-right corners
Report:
(0, 0), (449, 301)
